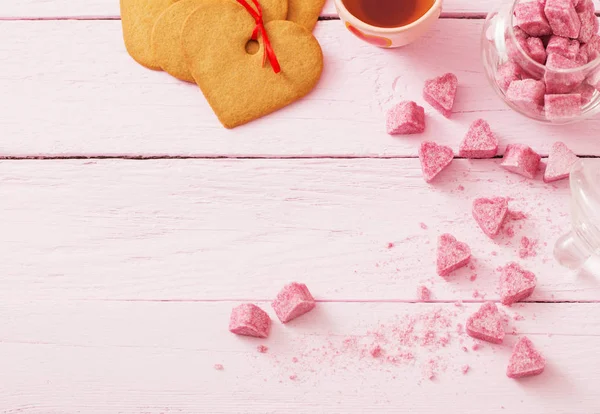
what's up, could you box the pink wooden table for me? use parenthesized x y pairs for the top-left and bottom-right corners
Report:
(1, 0), (600, 412)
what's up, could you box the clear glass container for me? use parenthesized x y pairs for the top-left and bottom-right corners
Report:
(481, 0), (600, 124)
(554, 159), (600, 274)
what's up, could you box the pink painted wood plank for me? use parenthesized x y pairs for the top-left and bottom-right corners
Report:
(0, 300), (598, 412)
(3, 0), (599, 18)
(1, 20), (599, 158)
(0, 158), (590, 302)
(0, 0), (502, 18)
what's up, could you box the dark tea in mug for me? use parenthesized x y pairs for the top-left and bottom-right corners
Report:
(341, 0), (436, 28)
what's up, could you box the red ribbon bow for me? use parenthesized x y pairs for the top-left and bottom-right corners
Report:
(236, 0), (281, 74)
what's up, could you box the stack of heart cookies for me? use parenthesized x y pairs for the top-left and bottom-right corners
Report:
(120, 0), (325, 128)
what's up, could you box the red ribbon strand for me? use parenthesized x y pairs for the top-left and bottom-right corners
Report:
(236, 0), (281, 74)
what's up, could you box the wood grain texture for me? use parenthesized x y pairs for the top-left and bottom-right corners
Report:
(0, 158), (591, 302)
(2, 0), (599, 18)
(0, 0), (507, 18)
(1, 20), (600, 158)
(1, 300), (598, 413)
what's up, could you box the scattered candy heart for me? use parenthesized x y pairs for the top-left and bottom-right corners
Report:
(423, 73), (458, 118)
(507, 336), (546, 378)
(544, 141), (579, 182)
(386, 101), (426, 135)
(459, 119), (499, 159)
(437, 234), (471, 277)
(501, 144), (542, 179)
(466, 302), (505, 344)
(229, 303), (272, 338)
(499, 262), (537, 306)
(419, 142), (454, 183)
(272, 282), (316, 323)
(472, 197), (509, 238)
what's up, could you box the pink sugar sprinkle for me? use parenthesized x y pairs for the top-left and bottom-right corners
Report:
(370, 345), (383, 358)
(462, 365), (470, 374)
(437, 234), (471, 276)
(289, 374), (298, 381)
(509, 210), (528, 221)
(292, 357), (298, 363)
(387, 242), (395, 249)
(417, 285), (432, 302)
(470, 273), (478, 281)
(257, 345), (269, 354)
(423, 73), (458, 117)
(472, 290), (481, 298)
(472, 342), (482, 351)
(420, 222), (428, 230)
(419, 141), (454, 183)
(519, 236), (539, 259)
(214, 364), (224, 371)
(462, 346), (469, 352)
(457, 185), (465, 191)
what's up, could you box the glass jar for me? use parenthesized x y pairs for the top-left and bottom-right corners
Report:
(481, 0), (600, 124)
(554, 159), (600, 274)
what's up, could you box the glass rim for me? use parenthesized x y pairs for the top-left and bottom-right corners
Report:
(509, 0), (600, 74)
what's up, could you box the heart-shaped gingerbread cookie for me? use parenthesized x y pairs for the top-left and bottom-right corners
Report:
(151, 0), (288, 82)
(287, 0), (327, 31)
(120, 0), (178, 70)
(182, 0), (323, 128)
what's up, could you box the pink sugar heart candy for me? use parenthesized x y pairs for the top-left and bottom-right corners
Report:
(544, 93), (582, 120)
(544, 141), (579, 182)
(573, 82), (595, 104)
(272, 282), (316, 323)
(459, 119), (499, 159)
(578, 9), (599, 43)
(545, 53), (585, 94)
(514, 1), (553, 36)
(419, 141), (454, 183)
(526, 37), (548, 64)
(506, 79), (546, 113)
(496, 60), (525, 92)
(507, 336), (546, 378)
(501, 143), (542, 179)
(466, 302), (505, 344)
(229, 303), (271, 338)
(472, 197), (509, 238)
(545, 0), (581, 38)
(423, 73), (458, 118)
(546, 35), (580, 60)
(436, 233), (471, 277)
(499, 262), (537, 306)
(582, 34), (600, 61)
(386, 101), (426, 135)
